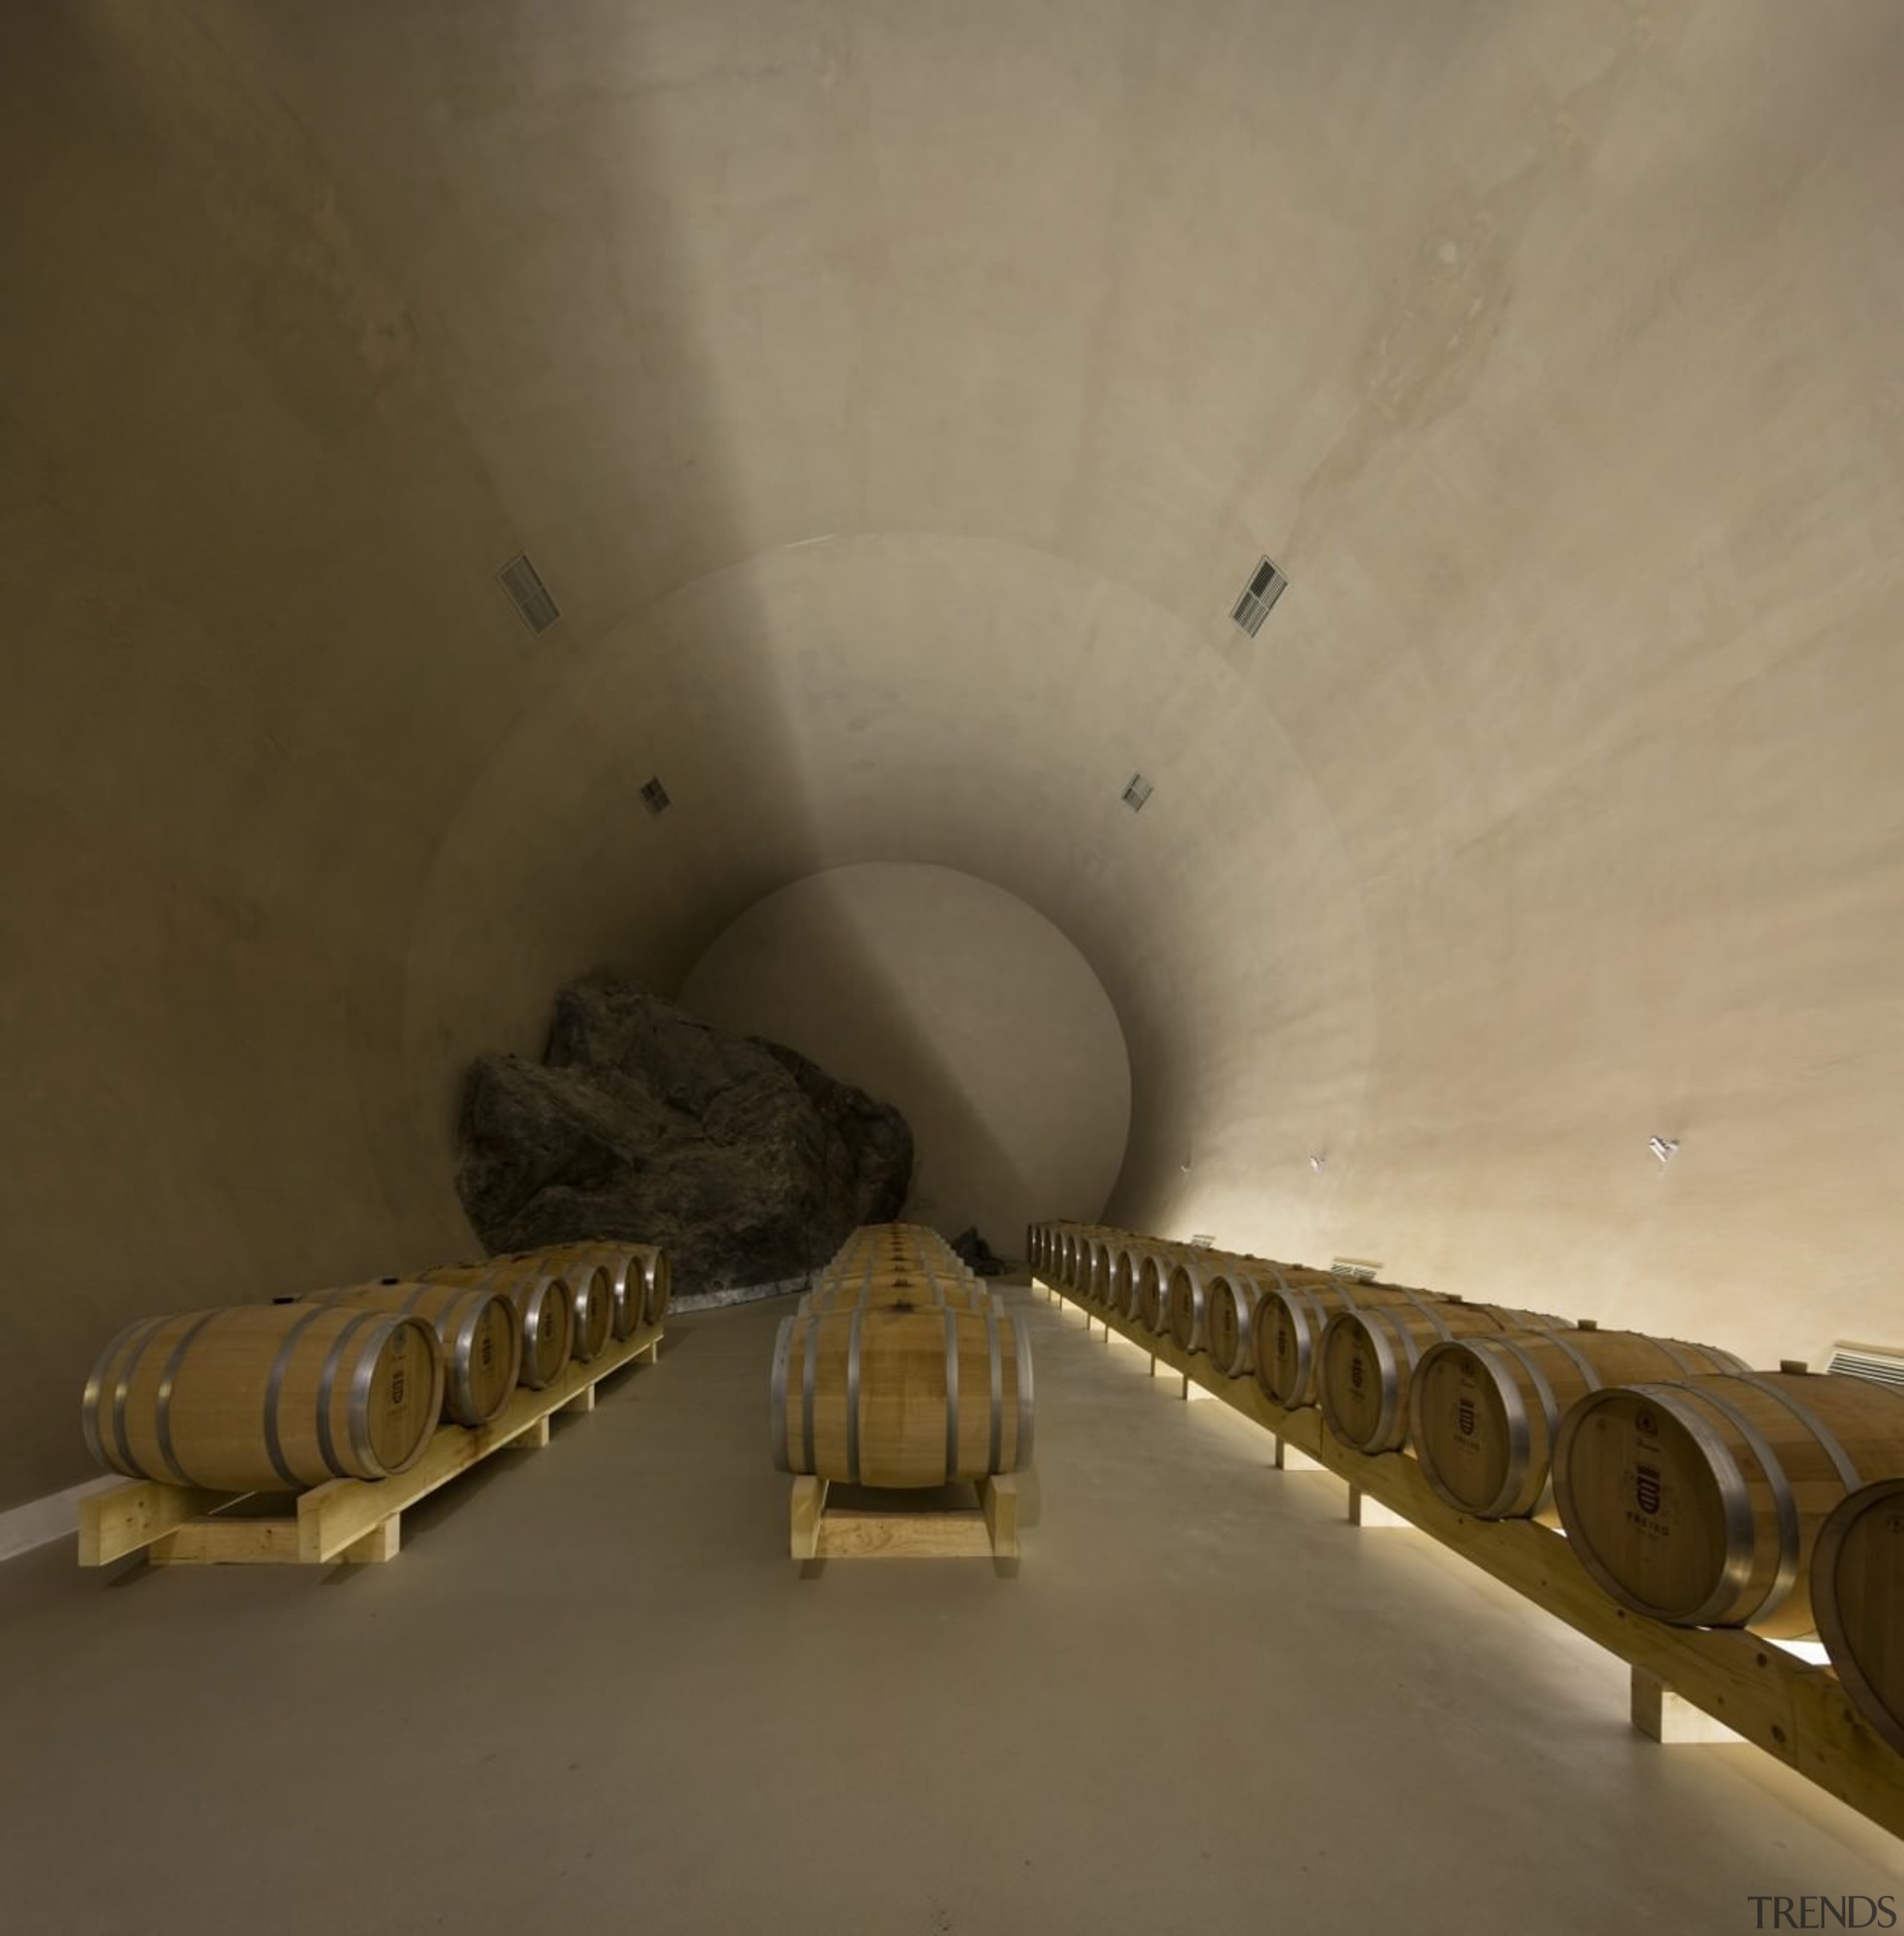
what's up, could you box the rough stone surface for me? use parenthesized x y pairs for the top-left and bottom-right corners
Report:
(455, 981), (913, 1292)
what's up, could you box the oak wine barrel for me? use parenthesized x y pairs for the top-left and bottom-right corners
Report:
(308, 1280), (522, 1428)
(1408, 1326), (1746, 1520)
(1319, 1299), (1569, 1454)
(1203, 1268), (1285, 1378)
(1552, 1369), (1904, 1636)
(770, 1304), (1035, 1487)
(1166, 1257), (1219, 1352)
(82, 1304), (443, 1491)
(1814, 1476), (1904, 1753)
(800, 1277), (996, 1315)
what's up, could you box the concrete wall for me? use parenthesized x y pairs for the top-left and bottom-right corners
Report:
(3, 0), (1902, 1508)
(680, 864), (1131, 1248)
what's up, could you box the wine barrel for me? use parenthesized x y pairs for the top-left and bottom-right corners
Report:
(1319, 1299), (1569, 1454)
(1408, 1326), (1747, 1519)
(1814, 1477), (1904, 1753)
(1166, 1257), (1220, 1352)
(1250, 1276), (1415, 1407)
(800, 1278), (995, 1315)
(420, 1261), (575, 1388)
(1106, 1241), (1142, 1321)
(1552, 1369), (1904, 1636)
(82, 1304), (443, 1490)
(1203, 1268), (1286, 1377)
(308, 1281), (522, 1429)
(770, 1304), (1035, 1487)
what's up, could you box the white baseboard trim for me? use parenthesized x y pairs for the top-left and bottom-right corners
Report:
(0, 1473), (123, 1564)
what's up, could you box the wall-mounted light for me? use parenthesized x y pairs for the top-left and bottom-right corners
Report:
(1310, 1153), (1328, 1173)
(1649, 1136), (1679, 1165)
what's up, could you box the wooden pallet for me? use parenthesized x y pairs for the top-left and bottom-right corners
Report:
(1035, 1275), (1904, 1843)
(790, 1473), (1018, 1564)
(79, 1322), (663, 1569)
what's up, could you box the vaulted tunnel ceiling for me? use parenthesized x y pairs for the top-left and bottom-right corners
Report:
(4, 1), (1902, 1506)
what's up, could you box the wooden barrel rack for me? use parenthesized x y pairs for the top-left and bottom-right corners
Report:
(79, 1316), (663, 1570)
(1033, 1244), (1904, 1845)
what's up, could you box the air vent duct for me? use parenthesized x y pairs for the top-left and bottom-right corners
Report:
(498, 553), (561, 634)
(1231, 556), (1288, 637)
(640, 777), (672, 817)
(1827, 1343), (1904, 1395)
(1122, 774), (1153, 813)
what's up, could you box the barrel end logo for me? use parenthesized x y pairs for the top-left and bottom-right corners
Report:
(1458, 1395), (1476, 1437)
(1635, 1463), (1663, 1517)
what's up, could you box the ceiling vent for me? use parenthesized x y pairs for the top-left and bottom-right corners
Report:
(639, 777), (672, 817)
(1122, 774), (1153, 813)
(1827, 1342), (1904, 1396)
(1230, 556), (1288, 637)
(498, 553), (561, 634)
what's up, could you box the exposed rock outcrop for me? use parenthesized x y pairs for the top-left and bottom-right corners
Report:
(455, 981), (913, 1293)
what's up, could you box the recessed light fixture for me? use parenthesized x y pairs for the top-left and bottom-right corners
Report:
(1230, 555), (1288, 637)
(498, 552), (561, 634)
(639, 777), (672, 817)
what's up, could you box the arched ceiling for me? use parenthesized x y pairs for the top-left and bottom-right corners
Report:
(3, 0), (1902, 1505)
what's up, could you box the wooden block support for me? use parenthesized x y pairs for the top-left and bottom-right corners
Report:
(1632, 1668), (1744, 1745)
(791, 1473), (1019, 1563)
(79, 1319), (665, 1570)
(1275, 1438), (1325, 1472)
(1348, 1484), (1412, 1528)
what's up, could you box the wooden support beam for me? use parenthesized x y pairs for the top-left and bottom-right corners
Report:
(79, 1482), (235, 1568)
(1274, 1438), (1324, 1473)
(559, 1385), (596, 1415)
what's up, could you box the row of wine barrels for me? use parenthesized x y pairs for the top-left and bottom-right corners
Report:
(420, 1260), (582, 1386)
(523, 1241), (670, 1334)
(83, 1304), (445, 1490)
(1318, 1298), (1573, 1455)
(1033, 1215), (1904, 1752)
(770, 1301), (1035, 1486)
(1553, 1369), (1904, 1639)
(1407, 1325), (1748, 1520)
(303, 1281), (524, 1429)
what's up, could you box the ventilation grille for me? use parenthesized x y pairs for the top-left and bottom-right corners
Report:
(1187, 1234), (1215, 1250)
(1331, 1256), (1384, 1282)
(1827, 1342), (1904, 1395)
(1122, 774), (1153, 813)
(1231, 556), (1288, 637)
(639, 777), (672, 817)
(498, 553), (561, 634)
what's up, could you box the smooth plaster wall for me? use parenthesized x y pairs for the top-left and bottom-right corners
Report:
(679, 864), (1131, 1247)
(3, 1), (1903, 1505)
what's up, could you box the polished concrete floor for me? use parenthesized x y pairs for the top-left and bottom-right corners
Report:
(5, 1279), (1903, 1935)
